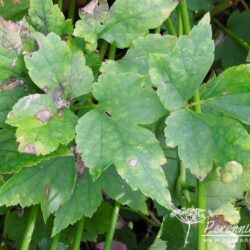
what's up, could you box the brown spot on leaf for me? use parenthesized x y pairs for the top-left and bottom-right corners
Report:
(129, 158), (138, 168)
(0, 79), (23, 93)
(104, 111), (112, 117)
(24, 144), (36, 154)
(45, 185), (50, 199)
(35, 109), (51, 123)
(72, 146), (85, 176)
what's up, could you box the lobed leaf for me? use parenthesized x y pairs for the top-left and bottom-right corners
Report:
(165, 110), (250, 177)
(76, 110), (172, 208)
(52, 170), (102, 236)
(6, 94), (77, 155)
(101, 34), (177, 84)
(0, 156), (76, 221)
(150, 14), (214, 110)
(93, 72), (166, 124)
(24, 32), (94, 99)
(201, 64), (250, 125)
(74, 0), (178, 49)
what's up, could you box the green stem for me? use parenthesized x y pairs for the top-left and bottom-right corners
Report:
(72, 218), (85, 250)
(50, 233), (60, 250)
(212, 18), (250, 51)
(210, 1), (237, 16)
(176, 162), (187, 207)
(165, 18), (177, 36)
(179, 0), (191, 35)
(104, 202), (120, 250)
(179, 1), (206, 249)
(108, 44), (117, 60)
(20, 206), (39, 250)
(197, 181), (206, 250)
(68, 0), (76, 21)
(154, 26), (161, 34)
(177, 6), (183, 37)
(99, 40), (109, 62)
(58, 0), (63, 10)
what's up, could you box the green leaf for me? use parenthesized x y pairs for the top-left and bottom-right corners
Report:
(28, 0), (72, 36)
(201, 65), (250, 125)
(76, 110), (172, 209)
(165, 110), (214, 178)
(99, 0), (178, 48)
(73, 0), (109, 51)
(82, 201), (113, 241)
(215, 10), (250, 68)
(0, 156), (76, 220)
(101, 34), (177, 82)
(165, 110), (250, 177)
(74, 0), (178, 49)
(5, 208), (53, 249)
(0, 17), (26, 84)
(0, 129), (70, 173)
(149, 14), (214, 110)
(52, 170), (102, 236)
(0, 0), (29, 21)
(96, 166), (148, 214)
(93, 72), (166, 124)
(0, 85), (26, 127)
(187, 0), (213, 11)
(206, 168), (250, 211)
(24, 32), (94, 99)
(6, 94), (77, 155)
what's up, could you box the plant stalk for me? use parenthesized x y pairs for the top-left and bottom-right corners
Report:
(177, 6), (183, 37)
(180, 1), (206, 249)
(20, 206), (39, 250)
(165, 18), (177, 36)
(72, 218), (85, 250)
(58, 0), (63, 10)
(99, 40), (109, 62)
(108, 44), (117, 60)
(50, 233), (60, 250)
(104, 202), (120, 250)
(212, 18), (250, 51)
(68, 0), (76, 21)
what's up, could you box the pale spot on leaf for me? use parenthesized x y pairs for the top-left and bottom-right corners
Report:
(24, 144), (36, 154)
(35, 109), (51, 123)
(129, 158), (138, 168)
